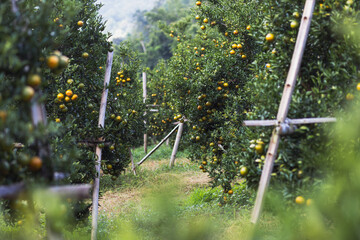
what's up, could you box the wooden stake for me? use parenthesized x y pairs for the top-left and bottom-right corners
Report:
(91, 51), (113, 240)
(137, 124), (180, 166)
(251, 0), (316, 224)
(143, 72), (148, 154)
(129, 148), (136, 175)
(169, 122), (184, 168)
(243, 117), (336, 127)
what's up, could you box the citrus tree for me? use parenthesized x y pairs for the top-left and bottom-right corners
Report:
(43, 0), (145, 219)
(0, 0), (80, 224)
(145, 60), (177, 141)
(241, 0), (360, 201)
(149, 0), (259, 201)
(150, 0), (360, 204)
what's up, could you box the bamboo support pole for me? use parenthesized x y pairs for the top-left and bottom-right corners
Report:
(48, 184), (92, 199)
(143, 72), (148, 154)
(251, 0), (315, 224)
(91, 51), (113, 240)
(0, 183), (92, 200)
(137, 124), (180, 167)
(0, 182), (25, 199)
(243, 117), (336, 127)
(169, 122), (184, 168)
(129, 148), (136, 175)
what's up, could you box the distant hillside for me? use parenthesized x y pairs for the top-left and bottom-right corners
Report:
(97, 0), (162, 40)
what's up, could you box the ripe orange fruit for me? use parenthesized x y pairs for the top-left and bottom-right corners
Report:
(237, 44), (242, 49)
(196, 136), (200, 141)
(77, 20), (84, 27)
(266, 33), (275, 42)
(71, 94), (78, 101)
(65, 89), (73, 96)
(200, 25), (206, 30)
(241, 54), (247, 59)
(195, 15), (200, 20)
(246, 25), (251, 30)
(0, 111), (7, 122)
(65, 96), (70, 102)
(57, 93), (64, 100)
(29, 156), (42, 171)
(356, 83), (360, 91)
(266, 63), (271, 68)
(228, 189), (233, 195)
(233, 29), (239, 35)
(295, 196), (305, 205)
(27, 74), (41, 87)
(203, 18), (208, 23)
(115, 116), (122, 122)
(223, 83), (229, 87)
(240, 166), (249, 176)
(55, 118), (60, 123)
(197, 105), (202, 110)
(196, 1), (201, 6)
(22, 86), (35, 101)
(202, 161), (207, 165)
(231, 44), (237, 49)
(82, 52), (89, 58)
(230, 50), (236, 55)
(47, 55), (59, 69)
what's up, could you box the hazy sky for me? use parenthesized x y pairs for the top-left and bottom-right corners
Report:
(96, 0), (159, 39)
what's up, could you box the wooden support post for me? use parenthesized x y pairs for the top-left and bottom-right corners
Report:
(243, 117), (337, 127)
(91, 51), (113, 240)
(0, 182), (25, 199)
(143, 72), (148, 154)
(251, 0), (315, 224)
(169, 122), (184, 168)
(0, 183), (92, 200)
(129, 148), (136, 175)
(137, 124), (180, 167)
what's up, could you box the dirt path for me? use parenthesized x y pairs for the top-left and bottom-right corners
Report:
(98, 158), (211, 216)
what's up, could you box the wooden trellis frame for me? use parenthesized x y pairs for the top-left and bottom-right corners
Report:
(91, 51), (113, 240)
(248, 0), (337, 223)
(136, 123), (180, 168)
(140, 68), (184, 168)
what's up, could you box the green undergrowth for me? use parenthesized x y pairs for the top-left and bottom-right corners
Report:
(93, 145), (261, 240)
(100, 144), (194, 192)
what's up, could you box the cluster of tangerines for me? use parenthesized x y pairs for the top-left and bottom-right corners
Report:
(55, 89), (79, 121)
(115, 70), (132, 87)
(149, 116), (173, 136)
(54, 17), (85, 29)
